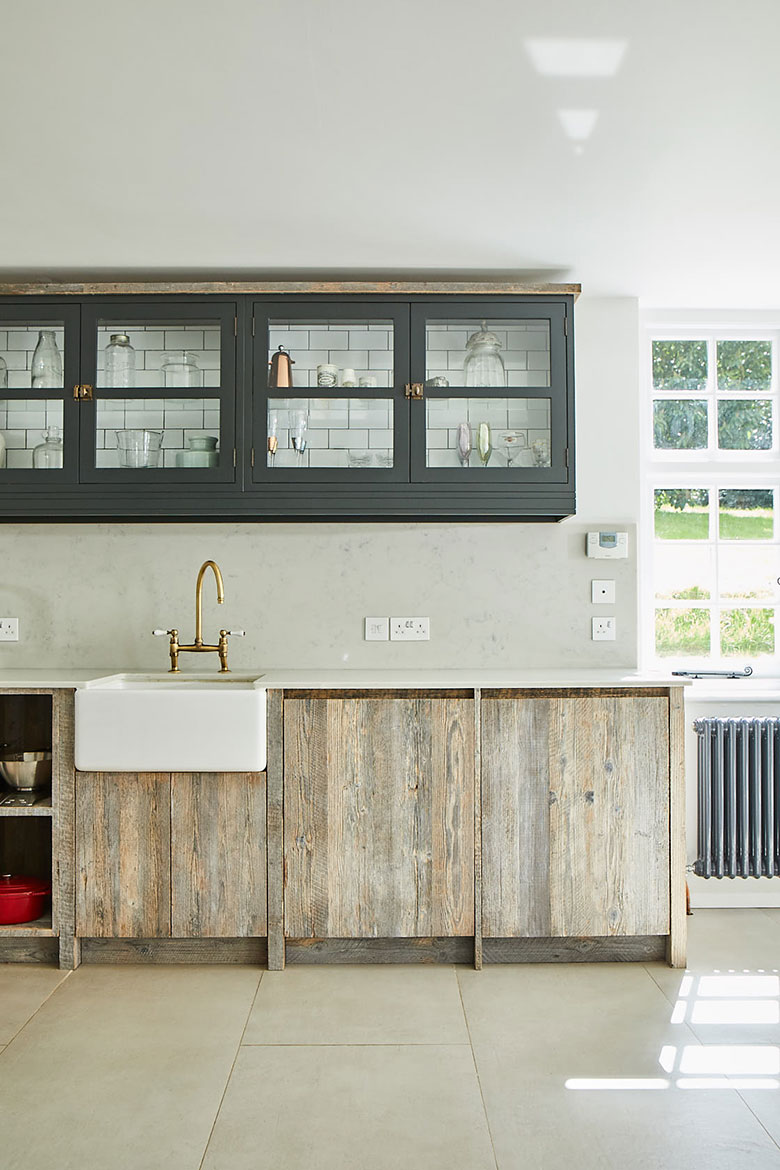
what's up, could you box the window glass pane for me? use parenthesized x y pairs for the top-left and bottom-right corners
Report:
(268, 320), (394, 389)
(720, 609), (775, 658)
(652, 340), (707, 391)
(717, 400), (772, 449)
(718, 547), (777, 601)
(97, 320), (221, 390)
(655, 608), (711, 657)
(95, 398), (220, 469)
(653, 400), (708, 449)
(654, 544), (713, 600)
(0, 322), (65, 390)
(267, 397), (393, 469)
(717, 340), (772, 392)
(0, 399), (63, 468)
(654, 489), (709, 539)
(718, 489), (774, 539)
(425, 398), (550, 468)
(425, 319), (550, 389)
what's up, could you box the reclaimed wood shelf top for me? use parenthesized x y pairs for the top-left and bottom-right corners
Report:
(0, 279), (581, 298)
(0, 794), (53, 816)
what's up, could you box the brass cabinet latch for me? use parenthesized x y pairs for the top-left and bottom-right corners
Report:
(72, 384), (93, 400)
(404, 383), (424, 399)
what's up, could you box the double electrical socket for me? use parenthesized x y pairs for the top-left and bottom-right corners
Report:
(0, 618), (19, 642)
(365, 617), (430, 641)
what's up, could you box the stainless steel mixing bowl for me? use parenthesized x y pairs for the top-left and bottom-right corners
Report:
(0, 751), (52, 791)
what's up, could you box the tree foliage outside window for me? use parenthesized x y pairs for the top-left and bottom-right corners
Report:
(652, 340), (707, 390)
(717, 340), (772, 392)
(653, 400), (708, 448)
(717, 400), (773, 449)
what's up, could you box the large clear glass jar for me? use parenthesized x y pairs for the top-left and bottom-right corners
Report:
(463, 322), (506, 387)
(161, 350), (200, 388)
(31, 330), (62, 390)
(32, 426), (63, 468)
(104, 333), (135, 387)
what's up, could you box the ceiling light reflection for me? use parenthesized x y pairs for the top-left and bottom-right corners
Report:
(557, 110), (599, 142)
(524, 38), (627, 77)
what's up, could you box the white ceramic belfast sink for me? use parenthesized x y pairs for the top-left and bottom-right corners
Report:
(74, 673), (266, 772)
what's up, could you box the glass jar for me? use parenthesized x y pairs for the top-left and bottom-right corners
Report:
(115, 428), (163, 468)
(463, 322), (506, 388)
(161, 351), (201, 388)
(0, 356), (7, 390)
(31, 330), (62, 390)
(104, 333), (135, 387)
(32, 426), (63, 469)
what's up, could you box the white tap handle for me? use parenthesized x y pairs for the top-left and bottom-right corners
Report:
(226, 629), (245, 637)
(152, 629), (174, 636)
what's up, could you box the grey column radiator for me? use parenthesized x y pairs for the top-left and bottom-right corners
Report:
(694, 718), (780, 878)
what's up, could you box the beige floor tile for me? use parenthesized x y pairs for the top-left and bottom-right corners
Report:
(474, 1043), (780, 1170)
(201, 1044), (495, 1170)
(0, 965), (261, 1170)
(0, 964), (70, 1044)
(458, 963), (695, 1077)
(244, 964), (469, 1045)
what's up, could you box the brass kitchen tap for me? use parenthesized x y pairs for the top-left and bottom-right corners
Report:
(153, 560), (244, 673)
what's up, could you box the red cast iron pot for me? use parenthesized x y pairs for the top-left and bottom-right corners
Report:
(0, 873), (51, 924)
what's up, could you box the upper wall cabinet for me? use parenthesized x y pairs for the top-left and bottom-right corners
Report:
(0, 286), (576, 520)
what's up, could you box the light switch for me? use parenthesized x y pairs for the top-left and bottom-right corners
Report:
(365, 617), (389, 641)
(592, 579), (616, 604)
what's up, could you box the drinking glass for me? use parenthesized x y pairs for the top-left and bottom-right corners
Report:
(476, 421), (492, 467)
(500, 429), (526, 467)
(456, 421), (472, 468)
(290, 411), (308, 462)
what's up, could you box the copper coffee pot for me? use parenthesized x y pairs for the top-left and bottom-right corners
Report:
(268, 345), (295, 388)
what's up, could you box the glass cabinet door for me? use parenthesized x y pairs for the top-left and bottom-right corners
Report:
(78, 302), (236, 483)
(409, 303), (570, 483)
(0, 304), (80, 484)
(251, 303), (410, 482)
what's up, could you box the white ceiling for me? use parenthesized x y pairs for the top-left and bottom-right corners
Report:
(2, 0), (778, 307)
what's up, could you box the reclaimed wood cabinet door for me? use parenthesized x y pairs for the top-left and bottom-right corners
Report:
(284, 693), (475, 938)
(171, 771), (267, 937)
(481, 692), (670, 938)
(76, 772), (171, 938)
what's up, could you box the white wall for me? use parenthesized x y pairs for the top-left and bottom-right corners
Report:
(0, 296), (640, 672)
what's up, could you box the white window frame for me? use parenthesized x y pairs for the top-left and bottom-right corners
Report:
(641, 311), (780, 675)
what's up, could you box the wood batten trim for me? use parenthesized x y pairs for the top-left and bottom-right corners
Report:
(482, 687), (671, 699)
(79, 938), (268, 964)
(0, 280), (581, 299)
(482, 936), (668, 963)
(282, 689), (474, 700)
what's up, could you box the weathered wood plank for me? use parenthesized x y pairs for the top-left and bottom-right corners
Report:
(0, 937), (59, 963)
(171, 772), (267, 938)
(484, 688), (670, 700)
(286, 937), (474, 965)
(284, 696), (475, 939)
(265, 690), (285, 970)
(667, 686), (687, 968)
(482, 936), (667, 964)
(473, 689), (482, 969)
(481, 697), (552, 937)
(80, 937), (268, 964)
(548, 696), (670, 937)
(0, 280), (581, 298)
(52, 690), (79, 969)
(76, 772), (171, 938)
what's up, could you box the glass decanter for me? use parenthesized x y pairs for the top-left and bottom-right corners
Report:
(463, 321), (506, 387)
(104, 333), (135, 387)
(32, 425), (63, 469)
(31, 330), (62, 389)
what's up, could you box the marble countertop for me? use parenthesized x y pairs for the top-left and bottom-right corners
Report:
(0, 667), (690, 690)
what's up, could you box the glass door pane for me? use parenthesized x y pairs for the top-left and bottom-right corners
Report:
(253, 303), (410, 482)
(425, 318), (551, 388)
(80, 302), (236, 483)
(411, 302), (569, 484)
(0, 306), (79, 484)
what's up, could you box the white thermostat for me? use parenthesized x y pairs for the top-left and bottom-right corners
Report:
(587, 531), (628, 559)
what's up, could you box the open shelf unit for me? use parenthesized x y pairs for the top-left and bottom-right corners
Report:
(0, 689), (76, 965)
